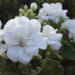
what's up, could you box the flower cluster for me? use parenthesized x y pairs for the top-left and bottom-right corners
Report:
(38, 3), (69, 23)
(0, 16), (62, 64)
(1, 2), (75, 67)
(42, 25), (62, 50)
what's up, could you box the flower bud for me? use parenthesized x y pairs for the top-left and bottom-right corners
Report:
(24, 5), (28, 11)
(19, 8), (25, 16)
(30, 2), (37, 11)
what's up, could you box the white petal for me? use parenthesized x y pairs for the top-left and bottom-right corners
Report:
(4, 19), (14, 31)
(48, 41), (62, 50)
(25, 37), (39, 56)
(14, 16), (29, 23)
(42, 3), (49, 8)
(7, 46), (32, 64)
(61, 19), (75, 30)
(14, 16), (30, 29)
(48, 33), (62, 41)
(18, 49), (32, 64)
(43, 25), (56, 37)
(36, 37), (48, 50)
(4, 32), (19, 46)
(38, 8), (47, 17)
(26, 37), (36, 46)
(29, 19), (41, 34)
(25, 46), (39, 56)
(33, 33), (48, 49)
(12, 25), (29, 39)
(7, 46), (20, 62)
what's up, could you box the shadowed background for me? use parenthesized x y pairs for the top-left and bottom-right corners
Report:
(0, 0), (75, 24)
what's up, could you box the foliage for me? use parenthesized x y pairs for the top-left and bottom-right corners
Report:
(63, 0), (75, 18)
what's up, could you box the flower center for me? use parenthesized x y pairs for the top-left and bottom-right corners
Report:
(19, 39), (25, 47)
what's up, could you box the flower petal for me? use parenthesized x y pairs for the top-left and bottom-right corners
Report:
(18, 49), (32, 64)
(43, 25), (56, 37)
(29, 19), (41, 34)
(48, 33), (62, 41)
(33, 33), (48, 49)
(48, 41), (62, 50)
(25, 46), (39, 56)
(4, 32), (19, 46)
(7, 46), (21, 62)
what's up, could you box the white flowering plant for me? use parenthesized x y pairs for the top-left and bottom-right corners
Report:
(0, 2), (75, 75)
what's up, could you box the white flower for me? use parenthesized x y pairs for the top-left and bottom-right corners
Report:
(42, 25), (62, 50)
(30, 2), (37, 11)
(3, 16), (47, 64)
(38, 3), (69, 23)
(0, 21), (8, 55)
(61, 19), (75, 42)
(0, 30), (7, 56)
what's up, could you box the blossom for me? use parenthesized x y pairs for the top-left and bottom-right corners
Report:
(42, 25), (62, 50)
(61, 19), (75, 42)
(0, 21), (8, 55)
(0, 30), (7, 55)
(30, 2), (37, 11)
(3, 16), (47, 64)
(38, 3), (69, 23)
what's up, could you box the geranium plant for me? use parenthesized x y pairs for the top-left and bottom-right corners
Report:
(0, 2), (75, 75)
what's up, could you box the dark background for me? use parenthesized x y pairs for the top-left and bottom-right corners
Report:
(0, 0), (75, 25)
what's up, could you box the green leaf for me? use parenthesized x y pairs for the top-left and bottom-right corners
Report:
(60, 48), (75, 60)
(37, 59), (64, 75)
(0, 57), (19, 75)
(60, 40), (75, 60)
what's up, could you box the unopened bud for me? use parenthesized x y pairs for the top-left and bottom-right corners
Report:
(24, 5), (28, 11)
(19, 8), (25, 16)
(30, 2), (37, 11)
